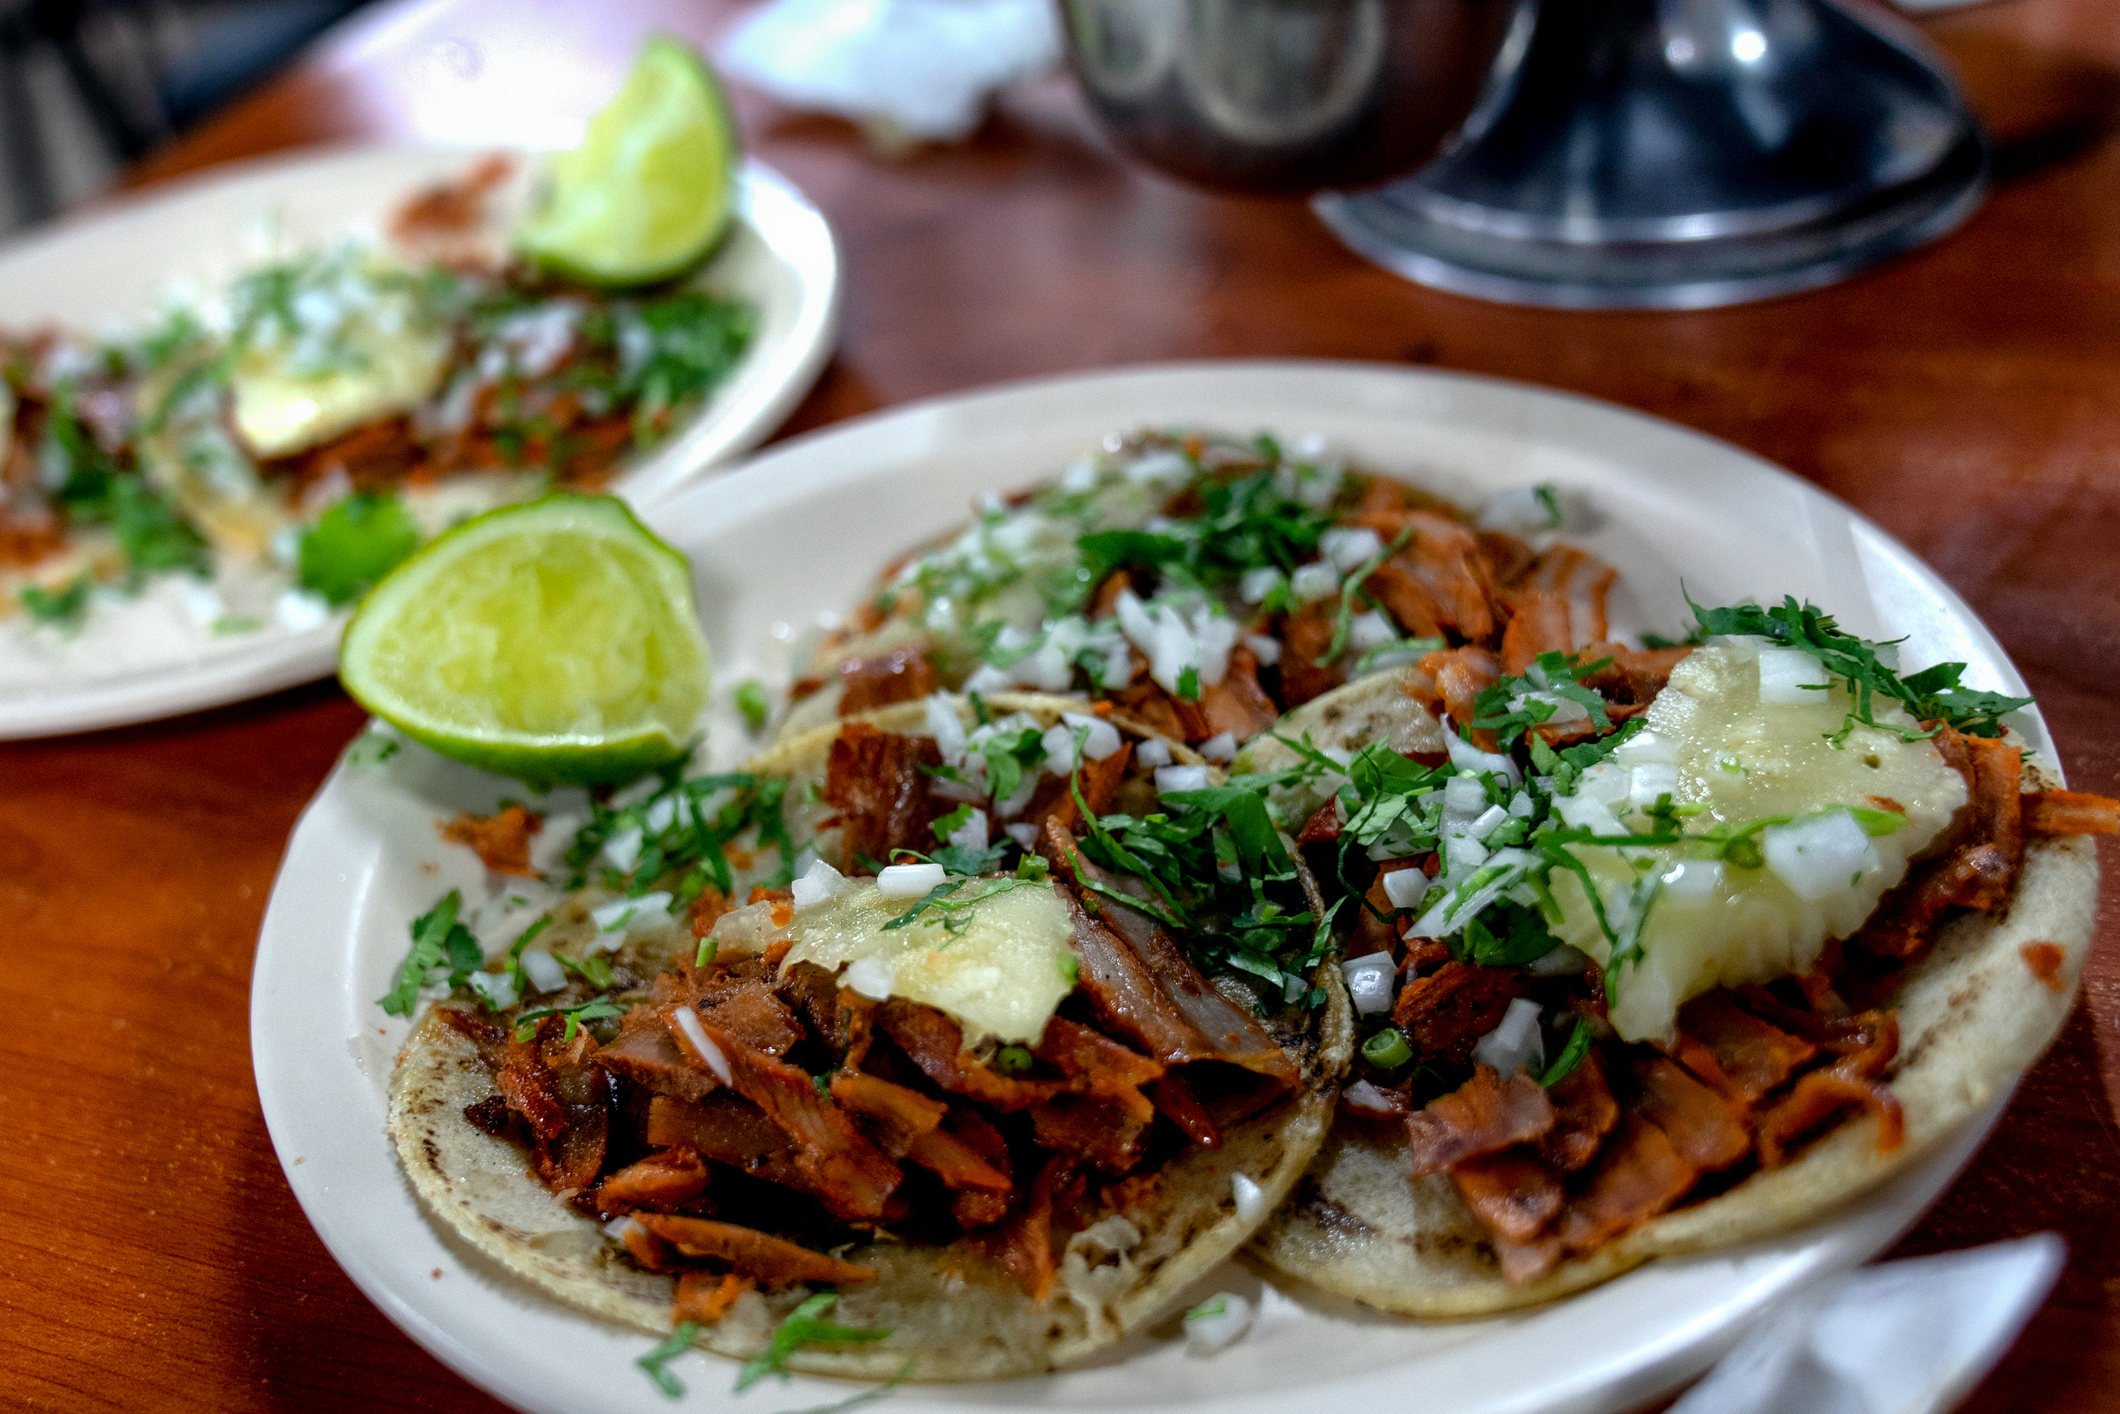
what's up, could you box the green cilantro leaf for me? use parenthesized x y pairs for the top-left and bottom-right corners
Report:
(298, 491), (421, 606)
(513, 997), (625, 1043)
(1538, 1016), (1593, 1086)
(20, 575), (91, 626)
(735, 1293), (892, 1393)
(379, 889), (482, 1015)
(637, 1321), (699, 1398)
(1686, 594), (2031, 742)
(735, 678), (771, 732)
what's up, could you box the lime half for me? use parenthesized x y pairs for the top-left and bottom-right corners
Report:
(340, 495), (710, 785)
(516, 36), (741, 287)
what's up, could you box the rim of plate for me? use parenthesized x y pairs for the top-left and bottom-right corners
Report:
(254, 360), (2045, 1414)
(0, 143), (840, 741)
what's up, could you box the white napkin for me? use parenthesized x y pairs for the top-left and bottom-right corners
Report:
(1670, 1234), (2064, 1414)
(719, 0), (1062, 151)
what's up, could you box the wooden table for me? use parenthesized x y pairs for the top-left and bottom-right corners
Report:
(4, 1), (2116, 1409)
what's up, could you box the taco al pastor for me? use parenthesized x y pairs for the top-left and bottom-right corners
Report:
(1239, 603), (2114, 1313)
(387, 694), (1352, 1378)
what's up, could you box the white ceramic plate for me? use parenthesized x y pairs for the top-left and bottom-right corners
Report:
(254, 361), (2050, 1414)
(0, 144), (841, 740)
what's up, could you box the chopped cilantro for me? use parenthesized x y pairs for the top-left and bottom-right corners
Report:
(1687, 595), (2031, 741)
(1315, 523), (1416, 667)
(1176, 664), (1200, 700)
(20, 575), (91, 626)
(1471, 651), (1612, 748)
(1538, 1016), (1593, 1086)
(113, 477), (203, 577)
(513, 997), (625, 1043)
(500, 915), (551, 995)
(379, 890), (483, 1016)
(298, 492), (421, 606)
(1071, 469), (1334, 602)
(735, 1293), (892, 1393)
(735, 677), (770, 732)
(637, 1321), (699, 1398)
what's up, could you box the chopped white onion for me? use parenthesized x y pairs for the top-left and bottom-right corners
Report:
(276, 588), (331, 632)
(1554, 792), (1627, 838)
(1472, 997), (1546, 1075)
(1510, 689), (1589, 725)
(1525, 943), (1591, 977)
(1342, 1079), (1399, 1114)
(843, 954), (896, 1001)
(1199, 732), (1238, 762)
(591, 891), (670, 934)
(1135, 738), (1173, 769)
(1342, 953), (1398, 1014)
(1445, 730), (1521, 784)
(791, 858), (850, 910)
(1289, 562), (1339, 603)
(1442, 774), (1489, 820)
(1757, 647), (1831, 706)
(671, 1006), (733, 1085)
(519, 948), (567, 994)
(1381, 868), (1430, 910)
(963, 663), (1013, 696)
(1348, 611), (1396, 652)
(1574, 761), (1634, 810)
(924, 693), (968, 763)
(1322, 526), (1385, 573)
(1156, 765), (1211, 794)
(1004, 822), (1042, 849)
(1243, 633), (1282, 667)
(1183, 1292), (1255, 1355)
(1477, 484), (1568, 535)
(1762, 811), (1878, 900)
(1239, 566), (1285, 604)
(1410, 848), (1535, 937)
(1469, 803), (1510, 840)
(1230, 1174), (1268, 1224)
(1613, 728), (1678, 765)
(599, 827), (644, 875)
(1064, 711), (1122, 760)
(1442, 830), (1490, 874)
(177, 577), (224, 627)
(946, 807), (990, 853)
(878, 862), (947, 899)
(1628, 763), (1681, 810)
(1658, 858), (1726, 902)
(1124, 449), (1191, 483)
(643, 795), (679, 835)
(466, 969), (519, 1010)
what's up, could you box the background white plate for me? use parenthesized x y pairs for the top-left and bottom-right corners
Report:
(254, 361), (2050, 1414)
(0, 144), (841, 740)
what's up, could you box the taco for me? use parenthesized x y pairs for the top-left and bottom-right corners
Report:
(1238, 603), (2114, 1314)
(386, 692), (1352, 1379)
(778, 430), (1617, 752)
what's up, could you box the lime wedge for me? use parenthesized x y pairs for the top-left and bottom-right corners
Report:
(340, 495), (710, 785)
(516, 36), (740, 287)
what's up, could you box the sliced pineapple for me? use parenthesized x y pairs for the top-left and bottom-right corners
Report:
(1549, 639), (1967, 1044)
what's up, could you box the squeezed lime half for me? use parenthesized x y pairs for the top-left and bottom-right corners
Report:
(516, 36), (741, 287)
(340, 494), (711, 785)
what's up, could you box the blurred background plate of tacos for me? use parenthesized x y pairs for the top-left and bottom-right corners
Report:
(0, 44), (839, 740)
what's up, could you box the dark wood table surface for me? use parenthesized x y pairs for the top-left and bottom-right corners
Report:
(5, 0), (2117, 1409)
